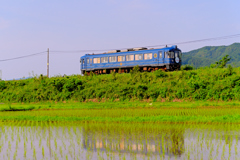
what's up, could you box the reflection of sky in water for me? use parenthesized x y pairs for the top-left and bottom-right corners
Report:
(0, 123), (240, 159)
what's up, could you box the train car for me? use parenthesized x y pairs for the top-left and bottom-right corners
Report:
(80, 45), (182, 75)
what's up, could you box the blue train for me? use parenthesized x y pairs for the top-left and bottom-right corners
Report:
(80, 45), (182, 75)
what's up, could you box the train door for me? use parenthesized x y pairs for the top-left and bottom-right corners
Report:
(86, 58), (89, 70)
(82, 58), (86, 70)
(89, 58), (92, 68)
(153, 52), (158, 65)
(80, 58), (83, 69)
(174, 52), (180, 64)
(159, 51), (164, 65)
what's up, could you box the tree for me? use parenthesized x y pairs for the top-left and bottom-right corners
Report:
(214, 55), (231, 68)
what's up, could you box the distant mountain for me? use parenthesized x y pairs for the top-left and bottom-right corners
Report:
(182, 43), (240, 68)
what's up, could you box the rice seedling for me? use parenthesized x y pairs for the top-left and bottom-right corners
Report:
(1, 103), (240, 159)
(59, 146), (63, 157)
(42, 146), (45, 158)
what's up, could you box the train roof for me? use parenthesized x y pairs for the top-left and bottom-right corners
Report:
(81, 45), (180, 58)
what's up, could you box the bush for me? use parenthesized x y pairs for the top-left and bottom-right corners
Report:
(0, 81), (6, 91)
(181, 65), (194, 70)
(154, 69), (168, 78)
(0, 67), (240, 102)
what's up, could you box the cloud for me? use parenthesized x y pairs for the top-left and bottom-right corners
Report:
(0, 18), (9, 29)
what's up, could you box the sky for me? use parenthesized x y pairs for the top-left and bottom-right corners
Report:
(0, 0), (240, 80)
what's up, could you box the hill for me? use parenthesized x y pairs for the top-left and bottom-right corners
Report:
(183, 43), (240, 68)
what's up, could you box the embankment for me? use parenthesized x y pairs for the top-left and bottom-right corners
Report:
(0, 67), (240, 103)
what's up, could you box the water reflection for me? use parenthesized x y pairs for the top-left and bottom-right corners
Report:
(0, 122), (240, 160)
(83, 128), (184, 157)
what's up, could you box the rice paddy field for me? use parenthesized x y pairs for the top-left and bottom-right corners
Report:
(1, 101), (240, 160)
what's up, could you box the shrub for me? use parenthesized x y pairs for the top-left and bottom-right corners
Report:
(1, 67), (240, 102)
(154, 69), (168, 78)
(0, 80), (6, 91)
(181, 65), (194, 70)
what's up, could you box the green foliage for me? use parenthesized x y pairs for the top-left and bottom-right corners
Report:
(0, 80), (6, 91)
(181, 65), (194, 70)
(227, 65), (234, 76)
(1, 67), (240, 102)
(214, 55), (231, 68)
(154, 69), (168, 78)
(130, 65), (140, 76)
(183, 43), (240, 68)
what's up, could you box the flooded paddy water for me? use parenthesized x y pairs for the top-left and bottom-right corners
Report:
(0, 121), (240, 160)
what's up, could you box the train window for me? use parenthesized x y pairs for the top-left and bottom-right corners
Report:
(179, 51), (182, 58)
(126, 55), (134, 61)
(169, 52), (174, 58)
(101, 57), (108, 63)
(90, 59), (92, 63)
(93, 58), (100, 63)
(165, 52), (170, 58)
(175, 52), (179, 58)
(159, 52), (162, 58)
(118, 56), (125, 62)
(87, 58), (89, 64)
(135, 54), (143, 60)
(109, 56), (116, 62)
(144, 53), (152, 60)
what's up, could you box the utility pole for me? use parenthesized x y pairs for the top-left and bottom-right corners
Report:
(0, 70), (2, 80)
(47, 48), (49, 77)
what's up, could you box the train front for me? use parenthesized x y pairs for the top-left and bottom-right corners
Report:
(80, 55), (86, 75)
(168, 45), (182, 70)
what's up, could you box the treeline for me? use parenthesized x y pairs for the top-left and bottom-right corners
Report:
(0, 65), (240, 102)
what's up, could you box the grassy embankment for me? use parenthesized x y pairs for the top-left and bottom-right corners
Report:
(0, 66), (240, 102)
(1, 66), (240, 123)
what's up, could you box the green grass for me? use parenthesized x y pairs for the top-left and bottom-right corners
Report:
(1, 101), (240, 123)
(2, 100), (240, 110)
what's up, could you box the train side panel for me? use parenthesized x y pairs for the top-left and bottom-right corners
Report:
(80, 46), (181, 74)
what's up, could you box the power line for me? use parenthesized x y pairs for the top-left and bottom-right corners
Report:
(50, 33), (240, 53)
(148, 33), (240, 48)
(0, 51), (47, 62)
(50, 50), (106, 53)
(0, 33), (240, 61)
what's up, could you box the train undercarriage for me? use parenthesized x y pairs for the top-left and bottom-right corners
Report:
(82, 64), (180, 75)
